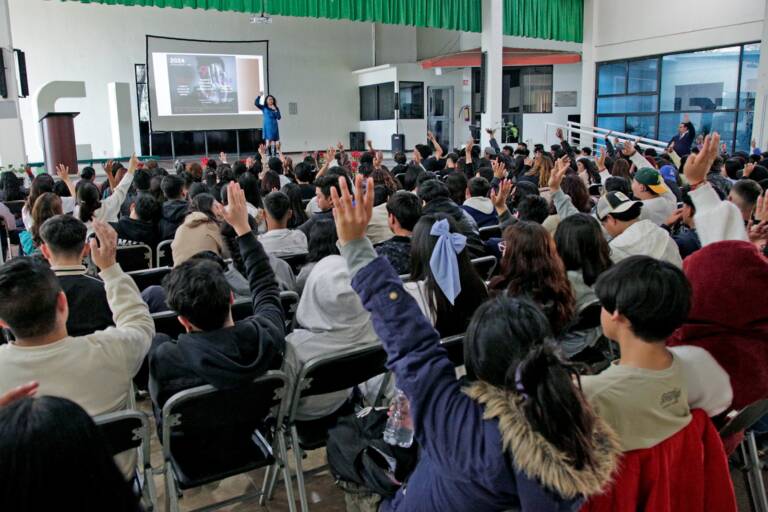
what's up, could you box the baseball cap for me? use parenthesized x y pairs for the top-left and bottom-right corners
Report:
(484, 146), (497, 156)
(659, 164), (677, 183)
(634, 167), (668, 194)
(597, 191), (640, 220)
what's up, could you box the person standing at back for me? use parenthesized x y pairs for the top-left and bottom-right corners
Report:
(255, 92), (282, 157)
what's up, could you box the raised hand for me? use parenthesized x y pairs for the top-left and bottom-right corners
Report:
(216, 181), (251, 236)
(684, 132), (720, 186)
(549, 155), (570, 191)
(219, 151), (228, 164)
(492, 159), (506, 180)
(90, 220), (118, 270)
(490, 179), (513, 214)
(745, 162), (756, 178)
(555, 127), (564, 141)
(55, 163), (71, 181)
(126, 153), (139, 174)
(0, 381), (38, 407)
(621, 141), (637, 157)
(597, 147), (607, 171)
(103, 160), (114, 175)
(330, 174), (374, 246)
(756, 190), (767, 222)
(663, 208), (684, 227)
(245, 156), (254, 169)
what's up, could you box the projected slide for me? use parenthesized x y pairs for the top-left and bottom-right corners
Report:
(152, 52), (264, 117)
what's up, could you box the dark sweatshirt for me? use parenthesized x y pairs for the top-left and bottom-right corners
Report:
(157, 199), (188, 241)
(111, 217), (159, 248)
(148, 232), (285, 411)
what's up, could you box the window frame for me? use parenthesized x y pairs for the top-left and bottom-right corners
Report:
(359, 82), (396, 121)
(398, 81), (424, 120)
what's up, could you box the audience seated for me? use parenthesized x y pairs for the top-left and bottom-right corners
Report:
(365, 185), (395, 244)
(632, 167), (678, 225)
(158, 174), (188, 240)
(74, 156), (137, 231)
(111, 192), (160, 248)
(374, 190), (421, 276)
(19, 192), (62, 256)
(258, 191), (308, 257)
(298, 171), (348, 241)
(462, 177), (498, 228)
(149, 182), (284, 414)
(283, 255), (382, 420)
(0, 395), (140, 510)
(418, 179), (485, 258)
(296, 219), (340, 295)
(281, 181), (309, 228)
(171, 193), (228, 265)
(0, 220), (153, 475)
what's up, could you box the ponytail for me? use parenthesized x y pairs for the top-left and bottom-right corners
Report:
(512, 344), (597, 470)
(77, 182), (102, 223)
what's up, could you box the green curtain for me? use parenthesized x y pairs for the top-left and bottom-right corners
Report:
(504, 0), (583, 43)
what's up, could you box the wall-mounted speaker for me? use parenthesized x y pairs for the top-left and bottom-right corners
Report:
(14, 49), (28, 98)
(0, 50), (7, 99)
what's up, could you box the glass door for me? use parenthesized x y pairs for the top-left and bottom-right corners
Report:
(427, 86), (453, 150)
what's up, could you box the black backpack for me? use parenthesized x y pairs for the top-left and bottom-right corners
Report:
(326, 407), (419, 498)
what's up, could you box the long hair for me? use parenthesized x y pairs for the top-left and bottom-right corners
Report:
(0, 396), (138, 511)
(265, 94), (278, 109)
(578, 158), (601, 184)
(281, 182), (309, 229)
(554, 214), (613, 287)
(30, 193), (63, 247)
(0, 171), (25, 201)
(371, 168), (400, 194)
(561, 175), (592, 213)
(611, 159), (632, 181)
(261, 170), (281, 195)
(307, 219), (339, 263)
(464, 296), (599, 471)
(187, 193), (219, 224)
(77, 181), (102, 223)
(489, 221), (575, 335)
(26, 174), (54, 211)
(410, 214), (489, 336)
(237, 171), (263, 209)
(528, 154), (554, 188)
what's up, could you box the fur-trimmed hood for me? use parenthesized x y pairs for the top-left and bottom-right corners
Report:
(465, 380), (620, 499)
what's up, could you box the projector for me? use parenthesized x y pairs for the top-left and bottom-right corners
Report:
(250, 13), (273, 24)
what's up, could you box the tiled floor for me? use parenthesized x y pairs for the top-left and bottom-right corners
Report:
(138, 398), (346, 512)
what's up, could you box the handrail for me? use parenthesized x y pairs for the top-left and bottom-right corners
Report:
(567, 121), (669, 149)
(544, 121), (669, 153)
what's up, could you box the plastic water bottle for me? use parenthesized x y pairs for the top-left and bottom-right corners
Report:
(383, 388), (414, 448)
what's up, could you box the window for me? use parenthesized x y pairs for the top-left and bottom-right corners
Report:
(521, 66), (553, 113)
(399, 81), (424, 119)
(359, 82), (395, 121)
(595, 42), (758, 152)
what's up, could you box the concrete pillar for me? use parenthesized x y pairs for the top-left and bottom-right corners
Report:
(578, 0), (598, 150)
(750, 0), (768, 148)
(480, 0), (503, 148)
(0, 0), (27, 167)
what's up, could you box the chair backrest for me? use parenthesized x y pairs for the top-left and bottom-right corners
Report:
(395, 173), (406, 188)
(279, 291), (299, 331)
(478, 224), (502, 241)
(471, 255), (497, 280)
(5, 200), (25, 219)
(289, 344), (388, 420)
(569, 301), (602, 332)
(719, 399), (768, 438)
(278, 253), (308, 275)
(441, 334), (465, 367)
(115, 244), (152, 272)
(128, 266), (172, 292)
(161, 371), (289, 456)
(95, 409), (151, 459)
(152, 310), (185, 338)
(156, 239), (173, 268)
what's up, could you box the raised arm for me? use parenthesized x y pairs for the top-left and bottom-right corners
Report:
(548, 155), (580, 221)
(254, 93), (265, 110)
(55, 164), (77, 198)
(428, 131), (444, 159)
(94, 154), (137, 223)
(102, 160), (117, 192)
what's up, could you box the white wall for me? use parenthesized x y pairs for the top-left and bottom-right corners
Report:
(521, 63), (582, 147)
(8, 0), (374, 161)
(0, 0), (26, 167)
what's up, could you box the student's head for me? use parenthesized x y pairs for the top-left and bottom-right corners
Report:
(445, 172), (468, 206)
(133, 168), (151, 192)
(263, 191), (292, 228)
(610, 158), (632, 182)
(187, 162), (203, 181)
(307, 219), (340, 263)
(0, 171), (24, 201)
(261, 170), (281, 195)
(724, 158), (743, 180)
(237, 171), (262, 209)
(516, 195), (550, 224)
(595, 256), (691, 342)
(265, 94), (277, 108)
(386, 190), (421, 234)
(445, 152), (459, 168)
(161, 174), (186, 201)
(581, 147), (592, 157)
(596, 191), (642, 238)
(187, 182), (210, 200)
(475, 167), (494, 183)
(76, 182), (102, 223)
(0, 396), (139, 511)
(729, 179), (762, 221)
(187, 193), (220, 224)
(0, 257), (65, 339)
(27, 174), (54, 211)
(414, 144), (431, 161)
(394, 152), (407, 165)
(164, 257), (232, 332)
(632, 167), (667, 199)
(416, 179), (450, 204)
(29, 193), (63, 248)
(39, 214), (88, 264)
(268, 157), (282, 173)
(467, 176), (490, 199)
(554, 214), (613, 287)
(561, 174), (592, 213)
(79, 166), (95, 182)
(464, 296), (600, 470)
(490, 221), (574, 335)
(512, 181), (539, 210)
(131, 193), (161, 223)
(603, 176), (632, 197)
(315, 171), (352, 211)
(294, 162), (313, 184)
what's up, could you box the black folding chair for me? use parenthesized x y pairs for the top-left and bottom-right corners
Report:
(161, 371), (296, 512)
(478, 224), (502, 241)
(278, 253), (308, 275)
(278, 344), (388, 512)
(471, 255), (497, 281)
(720, 399), (768, 512)
(128, 266), (171, 292)
(95, 409), (158, 511)
(156, 239), (173, 268)
(280, 291), (300, 333)
(395, 173), (406, 189)
(115, 244), (153, 272)
(5, 200), (25, 221)
(441, 334), (465, 367)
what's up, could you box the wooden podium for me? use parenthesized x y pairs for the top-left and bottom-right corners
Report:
(40, 112), (79, 174)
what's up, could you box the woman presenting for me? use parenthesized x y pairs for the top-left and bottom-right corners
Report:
(255, 92), (281, 156)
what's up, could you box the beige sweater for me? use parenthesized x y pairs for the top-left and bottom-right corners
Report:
(171, 212), (228, 265)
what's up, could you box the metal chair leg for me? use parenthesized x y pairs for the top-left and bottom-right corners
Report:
(291, 426), (310, 512)
(165, 465), (180, 512)
(278, 429), (299, 512)
(143, 465), (158, 511)
(259, 464), (274, 506)
(747, 431), (768, 512)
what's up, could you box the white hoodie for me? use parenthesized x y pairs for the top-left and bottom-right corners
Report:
(609, 219), (683, 267)
(462, 196), (495, 215)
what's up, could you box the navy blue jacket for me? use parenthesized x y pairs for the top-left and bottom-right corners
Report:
(350, 254), (618, 511)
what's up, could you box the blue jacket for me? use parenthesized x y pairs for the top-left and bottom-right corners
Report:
(255, 95), (281, 140)
(349, 252), (619, 512)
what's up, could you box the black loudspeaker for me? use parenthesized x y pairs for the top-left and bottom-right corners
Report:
(393, 92), (399, 110)
(0, 51), (6, 99)
(350, 131), (365, 151)
(14, 49), (28, 98)
(391, 133), (405, 153)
